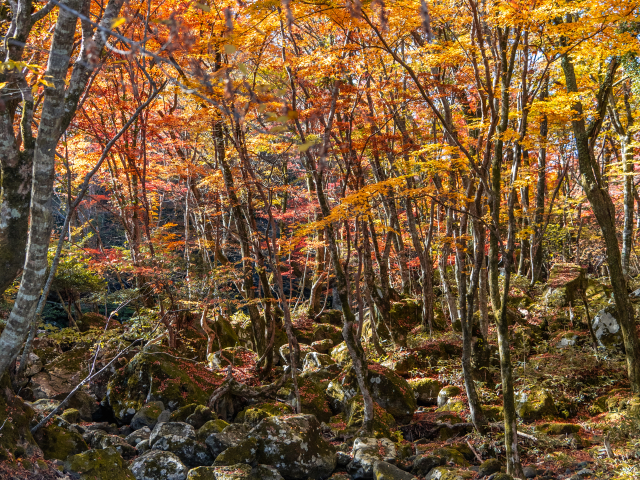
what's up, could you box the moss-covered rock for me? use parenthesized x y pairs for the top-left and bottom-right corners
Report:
(126, 427), (151, 446)
(33, 423), (88, 460)
(60, 408), (81, 424)
(388, 298), (422, 346)
(31, 345), (91, 400)
(535, 423), (582, 435)
(213, 437), (258, 466)
(248, 414), (336, 480)
(132, 401), (165, 430)
(187, 464), (254, 480)
(542, 263), (587, 308)
(235, 402), (293, 427)
(197, 419), (230, 442)
(279, 343), (314, 365)
(348, 437), (396, 479)
(170, 404), (215, 429)
(0, 374), (41, 460)
(92, 430), (137, 459)
(302, 352), (335, 371)
(330, 342), (350, 365)
(315, 309), (343, 325)
(478, 458), (501, 476)
(311, 339), (334, 353)
(516, 388), (557, 422)
(77, 312), (121, 332)
(149, 422), (196, 446)
(328, 364), (416, 424)
(373, 460), (417, 480)
(313, 324), (343, 346)
(106, 350), (223, 423)
(64, 446), (135, 480)
(431, 446), (469, 467)
(130, 450), (188, 480)
(409, 378), (443, 405)
(337, 395), (396, 438)
(152, 434), (213, 468)
(425, 467), (474, 480)
(437, 386), (461, 408)
(205, 423), (250, 458)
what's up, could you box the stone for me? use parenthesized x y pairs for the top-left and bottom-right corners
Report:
(0, 374), (42, 460)
(187, 464), (251, 480)
(331, 342), (350, 365)
(152, 434), (213, 468)
(516, 389), (557, 422)
(431, 447), (469, 467)
(149, 422), (196, 447)
(131, 401), (166, 430)
(130, 450), (188, 480)
(311, 339), (334, 353)
(436, 386), (461, 408)
(33, 422), (88, 461)
(252, 465), (285, 480)
(235, 402), (293, 427)
(555, 332), (579, 349)
(126, 427), (152, 446)
(64, 446), (135, 480)
(17, 352), (43, 377)
(107, 350), (223, 423)
(213, 437), (258, 466)
(522, 466), (538, 478)
(408, 378), (443, 406)
(31, 346), (90, 400)
(592, 306), (624, 349)
(337, 451), (352, 467)
(316, 309), (344, 325)
(412, 455), (444, 477)
(248, 414), (336, 480)
(197, 419), (230, 442)
(328, 364), (417, 424)
(348, 437), (396, 480)
(77, 312), (120, 332)
(91, 431), (137, 459)
(373, 461), (417, 480)
(137, 439), (151, 454)
(424, 467), (471, 480)
(313, 324), (344, 345)
(542, 264), (587, 308)
(342, 395), (396, 438)
(303, 352), (336, 371)
(205, 423), (249, 457)
(170, 404), (215, 429)
(279, 343), (315, 365)
(535, 423), (581, 435)
(478, 458), (501, 476)
(60, 408), (81, 424)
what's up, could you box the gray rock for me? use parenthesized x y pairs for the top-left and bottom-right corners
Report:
(152, 434), (213, 468)
(18, 352), (43, 377)
(249, 414), (336, 480)
(412, 455), (444, 476)
(149, 422), (196, 447)
(205, 423), (249, 457)
(593, 306), (623, 349)
(130, 450), (188, 480)
(252, 465), (284, 480)
(348, 437), (396, 480)
(373, 460), (417, 480)
(157, 409), (172, 423)
(126, 427), (152, 446)
(92, 431), (137, 459)
(303, 352), (335, 371)
(137, 439), (151, 454)
(479, 458), (502, 476)
(131, 401), (165, 430)
(523, 465), (538, 478)
(186, 464), (252, 480)
(337, 451), (352, 467)
(437, 386), (461, 408)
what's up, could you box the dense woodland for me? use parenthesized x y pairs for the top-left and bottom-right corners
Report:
(1, 0), (640, 479)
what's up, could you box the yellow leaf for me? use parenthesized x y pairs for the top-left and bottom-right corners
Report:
(0, 82), (6, 89)
(111, 17), (126, 29)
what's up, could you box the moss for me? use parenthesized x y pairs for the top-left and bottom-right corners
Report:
(171, 403), (199, 422)
(106, 350), (223, 422)
(236, 401), (292, 426)
(213, 437), (257, 466)
(536, 423), (582, 435)
(516, 388), (557, 422)
(296, 376), (333, 422)
(432, 446), (470, 467)
(0, 374), (38, 459)
(344, 395), (396, 438)
(33, 423), (88, 460)
(60, 408), (81, 424)
(436, 399), (465, 413)
(313, 324), (343, 345)
(197, 419), (230, 442)
(482, 405), (504, 422)
(65, 446), (135, 480)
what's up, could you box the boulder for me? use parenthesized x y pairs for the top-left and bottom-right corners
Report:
(535, 423), (581, 435)
(341, 395), (396, 438)
(313, 324), (343, 345)
(33, 423), (88, 460)
(431, 446), (469, 467)
(91, 430), (137, 459)
(126, 427), (152, 446)
(235, 402), (293, 427)
(196, 419), (230, 442)
(424, 467), (471, 480)
(106, 350), (223, 423)
(17, 352), (43, 377)
(592, 306), (624, 349)
(130, 450), (188, 480)
(330, 342), (350, 365)
(31, 346), (90, 399)
(303, 352), (335, 371)
(205, 423), (250, 457)
(555, 332), (579, 349)
(61, 408), (81, 424)
(373, 461), (418, 480)
(516, 388), (557, 422)
(149, 422), (196, 447)
(212, 437), (258, 466)
(279, 343), (315, 365)
(328, 364), (417, 424)
(0, 374), (41, 460)
(348, 437), (396, 480)
(186, 464), (285, 480)
(437, 386), (461, 408)
(132, 401), (166, 430)
(291, 375), (334, 422)
(311, 339), (334, 353)
(388, 298), (422, 346)
(409, 378), (443, 406)
(248, 414), (336, 480)
(478, 458), (501, 476)
(170, 404), (215, 429)
(542, 263), (587, 308)
(152, 434), (213, 468)
(412, 455), (445, 477)
(65, 446), (135, 480)
(77, 312), (121, 332)
(315, 309), (343, 325)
